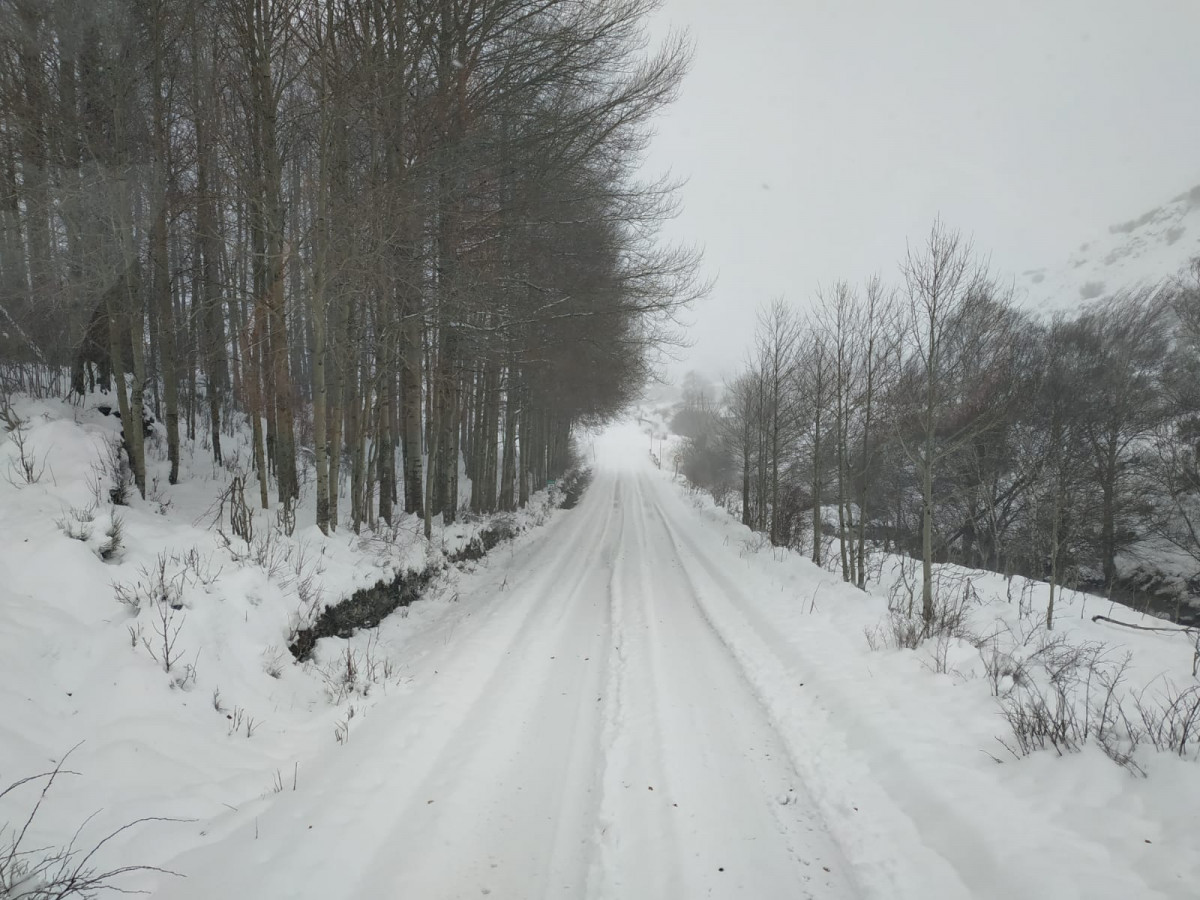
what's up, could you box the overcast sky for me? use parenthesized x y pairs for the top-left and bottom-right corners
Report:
(642, 0), (1200, 381)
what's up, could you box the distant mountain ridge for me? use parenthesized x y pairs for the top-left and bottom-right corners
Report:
(1018, 184), (1200, 315)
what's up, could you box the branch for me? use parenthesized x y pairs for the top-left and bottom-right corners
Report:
(1091, 614), (1197, 635)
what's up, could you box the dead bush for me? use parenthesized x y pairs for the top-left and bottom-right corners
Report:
(315, 633), (399, 705)
(1133, 682), (1200, 758)
(3, 417), (47, 487)
(92, 435), (133, 507)
(978, 639), (1029, 697)
(226, 706), (259, 738)
(868, 572), (979, 654)
(55, 505), (95, 543)
(141, 600), (187, 675)
(99, 514), (123, 561)
(1000, 680), (1084, 758)
(864, 609), (925, 651)
(1, 751), (180, 897)
(997, 640), (1144, 773)
(215, 474), (253, 545)
(0, 385), (17, 433)
(262, 646), (288, 680)
(112, 553), (183, 614)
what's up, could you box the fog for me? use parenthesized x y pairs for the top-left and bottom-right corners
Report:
(644, 0), (1200, 381)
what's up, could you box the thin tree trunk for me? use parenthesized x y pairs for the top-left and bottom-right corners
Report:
(148, 16), (180, 483)
(499, 368), (517, 511)
(401, 310), (424, 516)
(310, 171), (330, 533)
(249, 300), (269, 508)
(811, 406), (822, 567)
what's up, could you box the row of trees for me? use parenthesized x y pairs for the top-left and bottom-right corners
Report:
(678, 221), (1200, 630)
(0, 0), (697, 534)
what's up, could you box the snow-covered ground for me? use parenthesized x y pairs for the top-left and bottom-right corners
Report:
(138, 430), (850, 899)
(3, 407), (1198, 898)
(658, 484), (1199, 898)
(0, 395), (561, 897)
(1019, 183), (1200, 314)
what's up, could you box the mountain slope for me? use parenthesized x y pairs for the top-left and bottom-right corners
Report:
(1019, 184), (1200, 314)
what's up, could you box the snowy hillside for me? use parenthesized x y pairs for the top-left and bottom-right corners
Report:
(661, 462), (1200, 899)
(1019, 184), (1200, 314)
(0, 394), (566, 897)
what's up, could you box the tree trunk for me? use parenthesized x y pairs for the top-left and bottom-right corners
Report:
(921, 451), (935, 630)
(148, 18), (180, 484)
(310, 188), (330, 533)
(855, 380), (872, 590)
(106, 270), (145, 497)
(1101, 448), (1117, 587)
(401, 310), (424, 516)
(1048, 476), (1062, 631)
(811, 405), (822, 567)
(249, 300), (269, 508)
(741, 428), (752, 528)
(499, 369), (517, 511)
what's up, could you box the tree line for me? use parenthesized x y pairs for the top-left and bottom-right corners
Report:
(677, 221), (1200, 631)
(0, 0), (697, 534)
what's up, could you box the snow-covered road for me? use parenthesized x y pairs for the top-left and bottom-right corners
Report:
(6, 407), (1191, 899)
(152, 428), (855, 899)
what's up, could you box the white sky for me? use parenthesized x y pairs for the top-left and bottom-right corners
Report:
(643, 0), (1200, 381)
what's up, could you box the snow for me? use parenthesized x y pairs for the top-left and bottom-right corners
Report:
(0, 395), (559, 896)
(2, 404), (1198, 898)
(110, 425), (850, 900)
(647, 436), (1199, 898)
(1019, 184), (1200, 315)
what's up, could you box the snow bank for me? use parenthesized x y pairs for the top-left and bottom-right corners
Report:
(653, 453), (1199, 899)
(0, 394), (563, 892)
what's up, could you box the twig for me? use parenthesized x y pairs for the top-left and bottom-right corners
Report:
(1091, 614), (1196, 635)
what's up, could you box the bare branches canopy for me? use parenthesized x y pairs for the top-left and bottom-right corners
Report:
(0, 0), (700, 532)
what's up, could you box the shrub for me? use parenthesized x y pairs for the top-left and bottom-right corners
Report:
(97, 436), (132, 506)
(1, 753), (179, 897)
(55, 505), (95, 543)
(99, 514), (123, 561)
(1133, 681), (1200, 758)
(867, 569), (980, 652)
(3, 417), (47, 487)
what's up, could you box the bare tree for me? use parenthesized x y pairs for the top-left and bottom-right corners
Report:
(754, 300), (802, 545)
(900, 220), (1014, 630)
